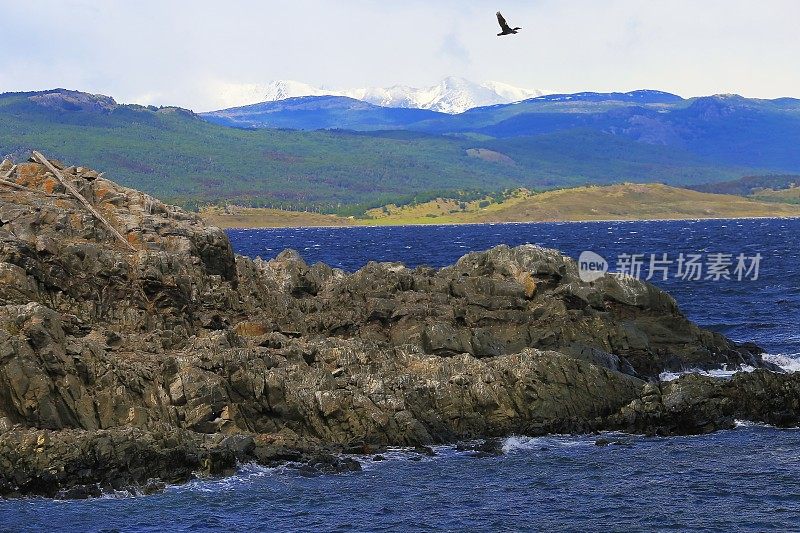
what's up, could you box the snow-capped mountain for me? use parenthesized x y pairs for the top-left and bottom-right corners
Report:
(482, 81), (545, 104)
(257, 80), (327, 101)
(345, 77), (547, 114)
(218, 77), (547, 114)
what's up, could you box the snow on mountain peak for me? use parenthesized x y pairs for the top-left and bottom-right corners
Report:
(483, 81), (546, 104)
(217, 78), (548, 114)
(260, 81), (315, 100)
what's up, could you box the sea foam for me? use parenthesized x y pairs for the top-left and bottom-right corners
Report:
(659, 353), (800, 382)
(659, 366), (755, 382)
(762, 353), (800, 372)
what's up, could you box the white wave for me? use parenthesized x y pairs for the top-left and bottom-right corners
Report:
(502, 436), (544, 453)
(501, 435), (590, 453)
(762, 353), (800, 372)
(734, 420), (775, 429)
(659, 353), (800, 382)
(659, 365), (756, 382)
(97, 489), (144, 500)
(170, 463), (277, 494)
(735, 420), (800, 431)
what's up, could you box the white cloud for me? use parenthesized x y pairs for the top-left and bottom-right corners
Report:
(440, 32), (472, 66)
(0, 0), (798, 110)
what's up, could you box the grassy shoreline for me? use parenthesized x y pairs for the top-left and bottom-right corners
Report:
(202, 183), (800, 229)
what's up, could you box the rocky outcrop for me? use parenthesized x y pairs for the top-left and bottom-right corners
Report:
(240, 245), (762, 378)
(610, 370), (800, 435)
(0, 154), (796, 497)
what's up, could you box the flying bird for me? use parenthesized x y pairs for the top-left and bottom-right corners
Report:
(496, 11), (521, 36)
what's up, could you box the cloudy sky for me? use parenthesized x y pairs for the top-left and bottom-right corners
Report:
(1, 0), (798, 111)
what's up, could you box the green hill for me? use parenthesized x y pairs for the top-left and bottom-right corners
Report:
(690, 174), (800, 196)
(0, 89), (760, 212)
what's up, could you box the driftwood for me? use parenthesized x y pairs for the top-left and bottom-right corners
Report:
(0, 178), (39, 194)
(32, 151), (135, 251)
(0, 165), (16, 180)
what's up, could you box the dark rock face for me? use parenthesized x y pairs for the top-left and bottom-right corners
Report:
(0, 155), (796, 497)
(242, 244), (762, 378)
(0, 426), (235, 499)
(610, 371), (800, 435)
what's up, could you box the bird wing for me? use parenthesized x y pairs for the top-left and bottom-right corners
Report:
(496, 12), (511, 32)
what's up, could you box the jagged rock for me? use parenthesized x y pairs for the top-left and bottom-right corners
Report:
(0, 426), (236, 498)
(0, 154), (795, 497)
(609, 370), (800, 435)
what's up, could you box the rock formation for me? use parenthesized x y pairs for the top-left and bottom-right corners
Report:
(0, 154), (797, 498)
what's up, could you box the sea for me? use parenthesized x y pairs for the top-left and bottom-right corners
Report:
(1, 218), (799, 532)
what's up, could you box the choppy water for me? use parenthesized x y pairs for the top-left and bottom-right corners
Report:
(2, 218), (799, 532)
(229, 218), (800, 358)
(5, 428), (800, 532)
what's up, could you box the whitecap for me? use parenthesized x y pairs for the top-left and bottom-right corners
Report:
(762, 353), (800, 373)
(501, 436), (543, 453)
(734, 420), (775, 429)
(501, 435), (590, 453)
(659, 365), (756, 382)
(170, 463), (277, 494)
(659, 355), (800, 382)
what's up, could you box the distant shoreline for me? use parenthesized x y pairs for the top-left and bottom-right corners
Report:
(210, 214), (800, 231)
(201, 183), (800, 230)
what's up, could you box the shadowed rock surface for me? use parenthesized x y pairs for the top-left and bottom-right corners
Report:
(0, 155), (797, 498)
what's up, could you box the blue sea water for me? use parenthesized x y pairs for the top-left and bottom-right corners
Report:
(2, 218), (799, 532)
(228, 218), (800, 358)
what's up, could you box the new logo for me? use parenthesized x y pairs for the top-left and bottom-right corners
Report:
(578, 251), (608, 282)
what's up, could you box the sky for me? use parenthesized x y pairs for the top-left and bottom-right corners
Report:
(0, 0), (798, 111)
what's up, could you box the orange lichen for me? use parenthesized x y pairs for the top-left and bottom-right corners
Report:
(516, 271), (538, 299)
(233, 321), (271, 337)
(15, 163), (47, 188)
(42, 178), (59, 194)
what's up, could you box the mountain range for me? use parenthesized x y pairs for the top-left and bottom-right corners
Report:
(203, 89), (800, 172)
(2, 87), (799, 213)
(217, 77), (547, 114)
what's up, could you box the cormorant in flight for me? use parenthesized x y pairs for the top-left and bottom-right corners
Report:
(496, 12), (521, 36)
